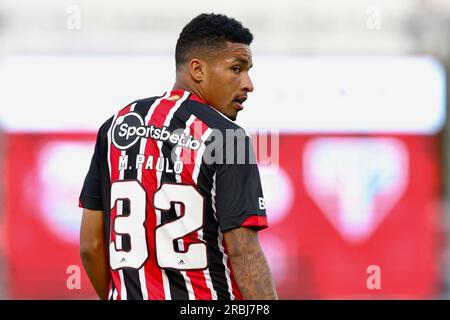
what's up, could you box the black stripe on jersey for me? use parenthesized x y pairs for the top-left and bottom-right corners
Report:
(97, 115), (117, 301)
(109, 282), (115, 300)
(120, 99), (154, 300)
(100, 117), (114, 256)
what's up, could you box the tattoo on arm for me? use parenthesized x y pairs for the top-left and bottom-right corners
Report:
(225, 228), (278, 300)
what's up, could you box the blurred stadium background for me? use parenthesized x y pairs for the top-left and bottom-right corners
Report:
(0, 0), (449, 299)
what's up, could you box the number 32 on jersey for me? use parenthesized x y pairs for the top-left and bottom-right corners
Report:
(109, 180), (207, 271)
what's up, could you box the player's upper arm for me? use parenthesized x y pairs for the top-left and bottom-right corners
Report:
(80, 209), (106, 255)
(214, 131), (268, 232)
(223, 226), (261, 258)
(79, 116), (113, 211)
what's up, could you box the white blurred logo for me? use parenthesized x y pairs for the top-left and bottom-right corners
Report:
(303, 138), (408, 244)
(38, 142), (95, 244)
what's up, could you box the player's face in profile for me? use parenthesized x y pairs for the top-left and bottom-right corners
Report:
(205, 42), (254, 121)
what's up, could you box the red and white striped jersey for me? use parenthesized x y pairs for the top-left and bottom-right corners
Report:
(79, 89), (268, 300)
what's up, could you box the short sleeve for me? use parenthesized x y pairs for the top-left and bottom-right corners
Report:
(79, 125), (106, 210)
(214, 133), (268, 232)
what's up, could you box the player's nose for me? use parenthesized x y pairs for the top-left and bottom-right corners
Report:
(241, 72), (254, 93)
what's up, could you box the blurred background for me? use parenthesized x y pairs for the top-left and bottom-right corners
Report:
(0, 0), (449, 299)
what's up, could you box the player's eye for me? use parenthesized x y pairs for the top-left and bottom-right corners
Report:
(231, 66), (241, 73)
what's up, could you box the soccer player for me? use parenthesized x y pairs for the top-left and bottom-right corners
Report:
(79, 13), (278, 300)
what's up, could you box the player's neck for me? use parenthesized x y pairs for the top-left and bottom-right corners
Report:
(172, 79), (208, 104)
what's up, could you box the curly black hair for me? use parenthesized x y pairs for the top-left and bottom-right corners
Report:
(175, 13), (253, 69)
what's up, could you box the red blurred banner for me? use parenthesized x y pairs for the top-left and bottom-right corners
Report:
(3, 132), (442, 299)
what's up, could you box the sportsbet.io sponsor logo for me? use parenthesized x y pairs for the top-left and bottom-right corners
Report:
(112, 112), (201, 150)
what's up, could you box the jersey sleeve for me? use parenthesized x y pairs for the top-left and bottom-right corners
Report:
(78, 122), (109, 211)
(214, 133), (268, 232)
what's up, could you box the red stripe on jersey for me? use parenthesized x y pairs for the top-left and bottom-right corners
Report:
(109, 104), (132, 301)
(141, 95), (183, 300)
(240, 215), (268, 230)
(179, 118), (209, 184)
(178, 117), (214, 300)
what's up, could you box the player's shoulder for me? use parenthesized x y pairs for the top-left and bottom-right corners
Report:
(99, 94), (165, 135)
(131, 95), (164, 109)
(120, 94), (165, 114)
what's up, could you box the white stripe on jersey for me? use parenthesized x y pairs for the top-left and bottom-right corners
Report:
(192, 128), (213, 181)
(180, 270), (196, 300)
(138, 267), (148, 300)
(174, 114), (197, 182)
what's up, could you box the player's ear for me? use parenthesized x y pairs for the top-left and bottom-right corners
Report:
(188, 58), (207, 83)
